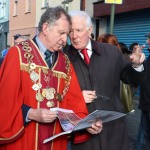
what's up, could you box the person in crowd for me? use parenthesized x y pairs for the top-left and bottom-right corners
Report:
(119, 42), (132, 56)
(64, 10), (146, 150)
(14, 34), (26, 45)
(0, 57), (4, 67)
(129, 42), (140, 52)
(137, 32), (150, 150)
(1, 45), (10, 57)
(0, 45), (10, 67)
(0, 7), (102, 150)
(145, 32), (150, 51)
(119, 42), (139, 95)
(0, 35), (26, 66)
(129, 42), (142, 97)
(1, 34), (26, 60)
(97, 33), (120, 49)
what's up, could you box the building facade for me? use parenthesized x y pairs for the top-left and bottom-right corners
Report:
(9, 0), (37, 46)
(7, 0), (150, 52)
(93, 0), (150, 52)
(9, 0), (81, 46)
(0, 0), (9, 53)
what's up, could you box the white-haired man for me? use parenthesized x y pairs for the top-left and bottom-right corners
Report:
(64, 10), (146, 150)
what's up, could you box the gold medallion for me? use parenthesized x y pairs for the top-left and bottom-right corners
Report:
(36, 92), (44, 102)
(30, 71), (39, 82)
(45, 88), (56, 100)
(42, 89), (46, 97)
(46, 92), (54, 100)
(30, 63), (36, 70)
(46, 101), (55, 107)
(37, 83), (42, 89)
(22, 46), (32, 52)
(32, 83), (40, 91)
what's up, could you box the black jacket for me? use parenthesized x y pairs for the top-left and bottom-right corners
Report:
(65, 40), (146, 113)
(139, 55), (150, 111)
(64, 40), (146, 150)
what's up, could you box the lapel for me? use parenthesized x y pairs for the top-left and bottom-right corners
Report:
(67, 40), (102, 63)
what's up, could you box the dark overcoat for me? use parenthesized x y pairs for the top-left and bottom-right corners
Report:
(64, 40), (146, 150)
(139, 55), (150, 111)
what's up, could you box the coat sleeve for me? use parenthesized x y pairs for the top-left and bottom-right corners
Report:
(0, 47), (24, 144)
(63, 64), (90, 144)
(63, 64), (88, 116)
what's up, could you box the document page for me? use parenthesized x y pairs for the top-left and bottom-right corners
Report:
(43, 108), (126, 143)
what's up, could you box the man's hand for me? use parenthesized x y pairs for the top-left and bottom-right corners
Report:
(87, 121), (103, 134)
(28, 108), (57, 123)
(82, 90), (97, 103)
(130, 45), (145, 68)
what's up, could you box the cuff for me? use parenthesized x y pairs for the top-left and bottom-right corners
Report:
(132, 64), (144, 72)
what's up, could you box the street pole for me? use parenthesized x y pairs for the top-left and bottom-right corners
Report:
(62, 0), (73, 12)
(66, 0), (68, 12)
(110, 4), (115, 34)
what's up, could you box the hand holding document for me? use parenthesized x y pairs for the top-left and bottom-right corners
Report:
(43, 108), (126, 144)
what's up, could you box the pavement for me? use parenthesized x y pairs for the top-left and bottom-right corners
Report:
(126, 96), (141, 150)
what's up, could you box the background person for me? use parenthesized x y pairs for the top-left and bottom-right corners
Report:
(14, 34), (26, 45)
(0, 57), (3, 67)
(0, 35), (26, 68)
(119, 42), (132, 56)
(137, 32), (150, 150)
(0, 34), (26, 63)
(97, 33), (120, 49)
(64, 10), (146, 150)
(1, 45), (10, 57)
(129, 42), (141, 97)
(145, 32), (150, 51)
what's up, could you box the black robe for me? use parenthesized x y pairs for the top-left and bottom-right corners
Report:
(64, 40), (146, 150)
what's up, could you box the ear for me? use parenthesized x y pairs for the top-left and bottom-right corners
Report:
(42, 23), (50, 35)
(88, 25), (93, 38)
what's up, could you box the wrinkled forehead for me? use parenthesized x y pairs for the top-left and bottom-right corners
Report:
(71, 15), (86, 23)
(71, 16), (87, 28)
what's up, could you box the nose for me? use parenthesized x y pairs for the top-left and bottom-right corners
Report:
(60, 34), (68, 46)
(72, 31), (78, 39)
(61, 34), (67, 42)
(69, 30), (78, 39)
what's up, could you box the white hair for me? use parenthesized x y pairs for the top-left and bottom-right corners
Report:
(69, 10), (92, 29)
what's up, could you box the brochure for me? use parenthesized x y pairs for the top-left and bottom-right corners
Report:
(43, 108), (126, 143)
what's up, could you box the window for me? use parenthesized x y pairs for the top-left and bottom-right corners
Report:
(13, 0), (18, 16)
(0, 0), (6, 19)
(26, 0), (31, 12)
(42, 0), (48, 8)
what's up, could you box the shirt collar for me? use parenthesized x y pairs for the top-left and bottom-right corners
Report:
(35, 35), (47, 55)
(79, 39), (92, 58)
(79, 39), (92, 52)
(86, 39), (92, 51)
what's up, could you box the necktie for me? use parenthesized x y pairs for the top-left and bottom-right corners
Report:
(44, 49), (53, 68)
(81, 48), (90, 65)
